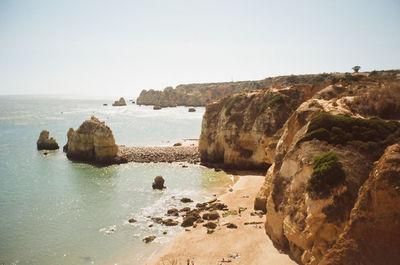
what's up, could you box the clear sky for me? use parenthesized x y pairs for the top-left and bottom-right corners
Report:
(0, 0), (399, 97)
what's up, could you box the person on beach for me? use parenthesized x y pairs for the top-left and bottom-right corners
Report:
(238, 207), (242, 217)
(187, 258), (190, 265)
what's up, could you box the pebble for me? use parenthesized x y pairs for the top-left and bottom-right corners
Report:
(118, 146), (200, 164)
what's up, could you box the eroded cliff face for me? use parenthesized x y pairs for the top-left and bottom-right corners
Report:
(136, 73), (339, 107)
(320, 144), (400, 265)
(258, 102), (376, 264)
(199, 71), (400, 264)
(136, 82), (262, 107)
(199, 85), (320, 169)
(253, 75), (400, 264)
(65, 116), (119, 164)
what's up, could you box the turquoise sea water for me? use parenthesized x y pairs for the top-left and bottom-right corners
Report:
(0, 96), (231, 265)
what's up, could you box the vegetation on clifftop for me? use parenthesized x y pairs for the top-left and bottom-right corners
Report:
(308, 151), (346, 198)
(224, 94), (246, 115)
(303, 113), (399, 142)
(348, 82), (400, 119)
(302, 113), (400, 159)
(258, 93), (284, 115)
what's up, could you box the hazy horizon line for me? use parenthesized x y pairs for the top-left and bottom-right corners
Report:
(1, 67), (399, 97)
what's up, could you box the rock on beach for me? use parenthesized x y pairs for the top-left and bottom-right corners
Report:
(143, 235), (156, 243)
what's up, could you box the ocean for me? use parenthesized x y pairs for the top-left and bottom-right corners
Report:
(0, 96), (232, 265)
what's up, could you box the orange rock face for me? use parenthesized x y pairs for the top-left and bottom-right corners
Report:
(320, 144), (400, 265)
(199, 85), (316, 170)
(65, 116), (118, 164)
(37, 130), (59, 150)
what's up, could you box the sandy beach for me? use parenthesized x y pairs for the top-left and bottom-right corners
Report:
(122, 173), (295, 265)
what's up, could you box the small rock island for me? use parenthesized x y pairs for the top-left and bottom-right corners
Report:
(64, 116), (122, 165)
(37, 130), (59, 150)
(112, 97), (127, 106)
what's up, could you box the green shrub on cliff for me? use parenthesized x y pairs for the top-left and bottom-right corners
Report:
(308, 151), (345, 198)
(224, 94), (246, 115)
(302, 113), (398, 145)
(258, 93), (284, 115)
(302, 113), (400, 160)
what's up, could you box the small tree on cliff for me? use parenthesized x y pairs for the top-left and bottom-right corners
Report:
(352, 65), (361, 73)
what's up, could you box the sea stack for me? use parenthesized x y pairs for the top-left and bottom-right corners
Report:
(37, 130), (59, 150)
(112, 97), (127, 106)
(152, 175), (166, 190)
(64, 116), (119, 164)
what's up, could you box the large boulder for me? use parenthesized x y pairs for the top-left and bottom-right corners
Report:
(182, 210), (201, 227)
(202, 211), (220, 221)
(180, 197), (193, 203)
(143, 235), (156, 243)
(37, 130), (59, 150)
(112, 97), (127, 106)
(65, 116), (119, 164)
(152, 176), (165, 190)
(161, 219), (179, 226)
(203, 222), (217, 229)
(166, 208), (179, 216)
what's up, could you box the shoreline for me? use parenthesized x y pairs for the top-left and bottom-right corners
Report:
(116, 172), (295, 265)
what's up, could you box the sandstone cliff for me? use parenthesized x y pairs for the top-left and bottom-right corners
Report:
(199, 84), (323, 169)
(37, 130), (59, 150)
(199, 70), (400, 264)
(65, 116), (120, 164)
(136, 73), (340, 107)
(254, 75), (400, 264)
(320, 143), (400, 265)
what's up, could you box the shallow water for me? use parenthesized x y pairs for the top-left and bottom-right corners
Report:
(0, 96), (231, 265)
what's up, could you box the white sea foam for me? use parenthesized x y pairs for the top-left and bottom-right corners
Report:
(99, 225), (117, 234)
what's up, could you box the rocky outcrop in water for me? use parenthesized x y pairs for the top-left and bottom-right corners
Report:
(65, 116), (120, 164)
(152, 176), (165, 190)
(112, 97), (127, 106)
(143, 235), (156, 243)
(37, 130), (59, 150)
